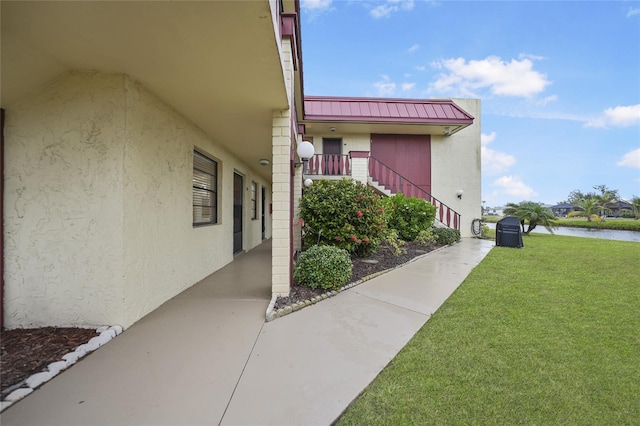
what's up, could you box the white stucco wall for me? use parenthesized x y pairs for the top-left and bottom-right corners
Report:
(431, 98), (482, 237)
(4, 71), (272, 329)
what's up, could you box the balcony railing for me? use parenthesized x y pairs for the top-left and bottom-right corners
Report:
(306, 154), (351, 176)
(369, 156), (460, 230)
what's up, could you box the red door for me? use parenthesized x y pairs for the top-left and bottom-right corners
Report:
(371, 134), (431, 195)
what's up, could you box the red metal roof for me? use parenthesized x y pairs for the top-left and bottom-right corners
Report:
(303, 96), (474, 124)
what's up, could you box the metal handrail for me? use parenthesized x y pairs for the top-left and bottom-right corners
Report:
(369, 156), (460, 230)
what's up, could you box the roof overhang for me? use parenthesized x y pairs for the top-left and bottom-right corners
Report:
(302, 96), (474, 136)
(1, 0), (290, 182)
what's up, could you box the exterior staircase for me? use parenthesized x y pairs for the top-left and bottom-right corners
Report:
(368, 156), (460, 230)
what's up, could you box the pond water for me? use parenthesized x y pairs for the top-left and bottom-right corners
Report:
(485, 222), (640, 243)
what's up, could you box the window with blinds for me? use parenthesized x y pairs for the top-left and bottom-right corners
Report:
(251, 181), (258, 220)
(193, 150), (218, 226)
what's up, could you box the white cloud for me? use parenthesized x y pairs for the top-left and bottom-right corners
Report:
(481, 132), (497, 145)
(519, 53), (546, 61)
(408, 44), (420, 53)
(301, 0), (332, 10)
(374, 75), (396, 96)
(370, 0), (414, 18)
(481, 132), (516, 174)
(370, 5), (394, 18)
(586, 104), (640, 128)
(627, 7), (640, 17)
(401, 82), (416, 91)
(536, 95), (558, 106)
(430, 55), (551, 97)
(492, 176), (538, 199)
(415, 65), (426, 71)
(617, 148), (640, 168)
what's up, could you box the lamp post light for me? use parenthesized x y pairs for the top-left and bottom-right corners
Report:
(296, 141), (315, 179)
(296, 141), (314, 167)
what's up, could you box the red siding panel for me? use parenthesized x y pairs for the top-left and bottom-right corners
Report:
(371, 134), (431, 195)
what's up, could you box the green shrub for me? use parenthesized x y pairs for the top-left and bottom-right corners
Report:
(432, 227), (461, 245)
(300, 179), (386, 256)
(293, 245), (353, 291)
(381, 229), (406, 256)
(415, 228), (437, 245)
(383, 193), (437, 241)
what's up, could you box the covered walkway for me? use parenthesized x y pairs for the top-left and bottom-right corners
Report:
(2, 238), (493, 426)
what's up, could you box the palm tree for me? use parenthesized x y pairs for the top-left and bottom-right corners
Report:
(632, 196), (640, 220)
(503, 201), (557, 235)
(569, 198), (610, 222)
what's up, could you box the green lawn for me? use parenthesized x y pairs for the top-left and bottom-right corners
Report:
(337, 234), (640, 425)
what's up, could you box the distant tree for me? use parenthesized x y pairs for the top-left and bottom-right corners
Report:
(593, 184), (619, 201)
(632, 196), (640, 220)
(569, 198), (606, 222)
(503, 201), (557, 235)
(565, 185), (620, 210)
(566, 190), (588, 204)
(590, 185), (617, 215)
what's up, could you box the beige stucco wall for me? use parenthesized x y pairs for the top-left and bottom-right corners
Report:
(4, 72), (127, 327)
(431, 98), (482, 237)
(307, 134), (370, 155)
(4, 71), (271, 329)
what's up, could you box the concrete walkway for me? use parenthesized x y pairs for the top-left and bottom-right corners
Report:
(2, 238), (493, 426)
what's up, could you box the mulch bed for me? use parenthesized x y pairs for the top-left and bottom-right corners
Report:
(1, 327), (98, 398)
(273, 241), (443, 310)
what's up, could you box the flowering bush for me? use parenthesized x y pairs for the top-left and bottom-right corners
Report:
(294, 245), (352, 291)
(383, 193), (437, 241)
(299, 179), (386, 256)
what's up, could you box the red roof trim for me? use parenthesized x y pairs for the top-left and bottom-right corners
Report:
(303, 96), (474, 125)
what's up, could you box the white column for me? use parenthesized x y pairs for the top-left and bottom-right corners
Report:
(271, 110), (292, 296)
(292, 149), (303, 253)
(349, 151), (370, 185)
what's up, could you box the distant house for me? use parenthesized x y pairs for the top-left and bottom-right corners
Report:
(1, 0), (481, 330)
(551, 203), (577, 217)
(607, 200), (634, 217)
(485, 207), (504, 216)
(551, 200), (634, 218)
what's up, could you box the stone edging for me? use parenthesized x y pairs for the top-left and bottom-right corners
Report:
(265, 243), (453, 322)
(0, 325), (123, 412)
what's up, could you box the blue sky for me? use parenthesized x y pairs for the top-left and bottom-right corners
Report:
(299, 0), (640, 207)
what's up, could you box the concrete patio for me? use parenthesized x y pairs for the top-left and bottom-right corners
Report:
(1, 238), (493, 426)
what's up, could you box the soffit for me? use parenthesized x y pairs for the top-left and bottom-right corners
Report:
(1, 0), (287, 182)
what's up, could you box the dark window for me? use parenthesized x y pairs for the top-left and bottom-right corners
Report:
(193, 150), (218, 226)
(251, 181), (258, 220)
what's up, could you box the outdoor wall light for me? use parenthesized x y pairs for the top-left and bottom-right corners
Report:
(457, 189), (464, 199)
(294, 141), (315, 168)
(259, 159), (270, 166)
(304, 178), (313, 188)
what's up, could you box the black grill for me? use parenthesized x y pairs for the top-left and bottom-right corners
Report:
(496, 216), (523, 248)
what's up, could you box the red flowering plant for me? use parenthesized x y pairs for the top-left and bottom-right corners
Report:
(299, 178), (387, 256)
